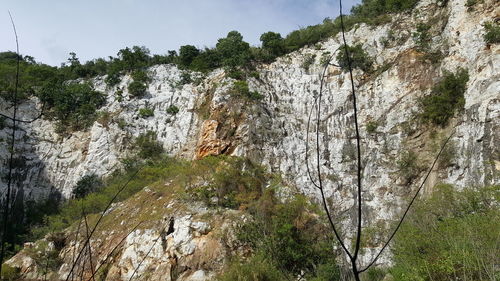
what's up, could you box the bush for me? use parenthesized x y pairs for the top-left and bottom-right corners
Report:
(138, 107), (154, 118)
(131, 69), (150, 84)
(336, 44), (373, 72)
(391, 184), (500, 280)
(397, 150), (422, 185)
(230, 191), (341, 279)
(135, 131), (164, 159)
(166, 105), (179, 115)
(190, 157), (267, 209)
(1, 264), (22, 281)
(39, 82), (106, 132)
(128, 81), (147, 97)
(420, 69), (469, 126)
(413, 23), (431, 51)
(366, 120), (378, 134)
(72, 174), (103, 199)
(483, 21), (500, 44)
(231, 80), (263, 100)
(301, 54), (316, 72)
(218, 254), (287, 281)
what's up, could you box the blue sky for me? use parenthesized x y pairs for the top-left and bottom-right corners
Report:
(1, 0), (360, 66)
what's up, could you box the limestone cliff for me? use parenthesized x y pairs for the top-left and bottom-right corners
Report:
(2, 0), (499, 279)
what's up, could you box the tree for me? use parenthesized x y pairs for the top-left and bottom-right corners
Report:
(117, 46), (151, 71)
(178, 45), (200, 68)
(260, 31), (285, 60)
(216, 31), (251, 68)
(72, 174), (103, 199)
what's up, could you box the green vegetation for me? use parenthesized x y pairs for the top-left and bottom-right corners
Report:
(391, 184), (500, 280)
(413, 23), (431, 51)
(465, 0), (477, 10)
(366, 120), (378, 134)
(301, 54), (316, 72)
(420, 69), (469, 126)
(72, 174), (103, 199)
(39, 82), (106, 132)
(1, 264), (21, 280)
(336, 44), (373, 72)
(483, 21), (500, 44)
(231, 80), (263, 100)
(218, 191), (340, 280)
(134, 131), (164, 159)
(166, 105), (180, 115)
(138, 107), (154, 118)
(397, 150), (422, 185)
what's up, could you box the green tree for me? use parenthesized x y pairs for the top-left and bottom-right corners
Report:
(72, 174), (103, 198)
(260, 31), (285, 61)
(178, 45), (200, 68)
(216, 31), (251, 68)
(336, 43), (373, 72)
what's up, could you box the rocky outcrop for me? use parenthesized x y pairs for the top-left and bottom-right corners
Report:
(2, 0), (500, 277)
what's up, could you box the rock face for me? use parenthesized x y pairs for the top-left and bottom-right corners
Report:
(6, 186), (246, 280)
(2, 0), (499, 278)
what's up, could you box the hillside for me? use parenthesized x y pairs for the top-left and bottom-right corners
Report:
(1, 0), (499, 280)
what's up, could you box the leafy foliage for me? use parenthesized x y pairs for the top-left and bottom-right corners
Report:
(216, 31), (251, 69)
(72, 174), (103, 199)
(336, 44), (373, 72)
(219, 191), (340, 280)
(39, 82), (106, 132)
(231, 80), (262, 100)
(166, 105), (180, 115)
(391, 184), (500, 280)
(189, 156), (267, 209)
(420, 69), (469, 126)
(483, 21), (500, 44)
(397, 150), (422, 185)
(128, 81), (147, 97)
(134, 131), (164, 159)
(138, 107), (154, 118)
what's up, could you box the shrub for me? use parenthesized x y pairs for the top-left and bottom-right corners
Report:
(179, 71), (192, 85)
(366, 120), (378, 134)
(483, 21), (500, 44)
(190, 157), (266, 209)
(105, 71), (121, 86)
(39, 82), (106, 132)
(166, 105), (179, 115)
(397, 150), (422, 185)
(131, 69), (150, 84)
(231, 80), (263, 100)
(336, 44), (373, 72)
(138, 107), (154, 118)
(72, 174), (103, 199)
(420, 69), (469, 126)
(128, 81), (147, 97)
(135, 131), (164, 159)
(465, 0), (477, 10)
(413, 23), (431, 51)
(218, 254), (287, 281)
(232, 191), (341, 279)
(1, 264), (22, 280)
(391, 184), (500, 280)
(301, 54), (316, 72)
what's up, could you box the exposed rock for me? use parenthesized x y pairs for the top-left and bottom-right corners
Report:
(2, 0), (500, 278)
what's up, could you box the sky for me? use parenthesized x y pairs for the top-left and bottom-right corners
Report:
(0, 0), (360, 66)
